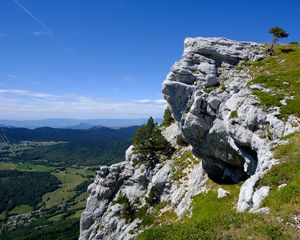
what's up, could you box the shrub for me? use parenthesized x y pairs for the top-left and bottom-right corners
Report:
(145, 187), (161, 206)
(176, 135), (189, 147)
(230, 110), (238, 118)
(162, 108), (174, 128)
(114, 194), (136, 223)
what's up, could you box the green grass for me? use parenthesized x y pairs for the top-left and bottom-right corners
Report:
(138, 182), (297, 240)
(246, 44), (300, 119)
(41, 167), (93, 208)
(230, 110), (238, 119)
(135, 201), (177, 228)
(0, 161), (16, 170)
(0, 161), (53, 172)
(258, 132), (300, 217)
(9, 204), (33, 215)
(172, 151), (200, 182)
(138, 133), (300, 240)
(16, 163), (53, 172)
(1, 218), (80, 240)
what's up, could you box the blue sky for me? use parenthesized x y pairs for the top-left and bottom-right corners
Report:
(0, 0), (299, 119)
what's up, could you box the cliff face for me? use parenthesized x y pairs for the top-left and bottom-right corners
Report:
(79, 37), (300, 240)
(162, 37), (298, 212)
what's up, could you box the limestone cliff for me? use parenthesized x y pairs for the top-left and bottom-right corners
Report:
(79, 37), (300, 240)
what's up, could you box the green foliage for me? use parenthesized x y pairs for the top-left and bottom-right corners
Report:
(138, 183), (295, 240)
(230, 110), (238, 118)
(269, 26), (289, 39)
(114, 194), (136, 223)
(1, 218), (79, 240)
(172, 151), (200, 182)
(74, 180), (93, 193)
(145, 187), (161, 206)
(246, 44), (300, 119)
(0, 126), (139, 167)
(0, 170), (60, 214)
(138, 134), (300, 240)
(162, 108), (174, 128)
(258, 133), (300, 216)
(133, 117), (174, 164)
(135, 201), (176, 228)
(268, 26), (289, 54)
(176, 135), (189, 147)
(113, 194), (130, 205)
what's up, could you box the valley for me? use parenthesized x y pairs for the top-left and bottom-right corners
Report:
(0, 126), (138, 239)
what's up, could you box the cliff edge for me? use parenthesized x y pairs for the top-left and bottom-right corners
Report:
(79, 37), (300, 240)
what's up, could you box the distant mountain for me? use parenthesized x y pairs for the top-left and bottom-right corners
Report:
(0, 118), (162, 129)
(0, 125), (140, 166)
(67, 122), (93, 129)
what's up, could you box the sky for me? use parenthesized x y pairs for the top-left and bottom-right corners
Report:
(0, 0), (299, 120)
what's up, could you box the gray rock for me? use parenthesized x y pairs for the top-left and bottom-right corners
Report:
(250, 186), (271, 211)
(278, 183), (287, 189)
(217, 188), (230, 198)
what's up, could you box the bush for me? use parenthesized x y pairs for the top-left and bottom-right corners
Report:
(162, 109), (174, 128)
(176, 135), (189, 147)
(114, 194), (136, 223)
(145, 187), (161, 206)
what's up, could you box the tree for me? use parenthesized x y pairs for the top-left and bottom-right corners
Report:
(268, 26), (289, 54)
(132, 117), (174, 165)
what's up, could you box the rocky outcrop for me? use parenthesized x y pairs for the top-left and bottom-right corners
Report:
(80, 37), (300, 240)
(79, 123), (207, 240)
(162, 37), (299, 212)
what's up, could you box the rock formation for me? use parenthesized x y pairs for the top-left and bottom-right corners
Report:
(79, 37), (300, 240)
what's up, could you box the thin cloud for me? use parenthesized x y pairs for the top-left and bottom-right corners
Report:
(135, 99), (151, 103)
(32, 31), (53, 36)
(8, 74), (42, 85)
(13, 0), (53, 35)
(121, 75), (136, 83)
(0, 33), (7, 37)
(0, 88), (166, 119)
(0, 89), (55, 99)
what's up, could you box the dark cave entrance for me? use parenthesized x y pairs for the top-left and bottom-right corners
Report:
(201, 145), (258, 184)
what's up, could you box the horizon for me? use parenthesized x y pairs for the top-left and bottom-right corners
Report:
(1, 0), (299, 119)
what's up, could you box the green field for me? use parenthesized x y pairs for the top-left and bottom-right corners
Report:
(9, 205), (33, 215)
(42, 167), (93, 208)
(0, 162), (53, 172)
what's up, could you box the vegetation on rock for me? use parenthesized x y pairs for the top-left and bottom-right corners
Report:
(162, 108), (175, 128)
(246, 43), (300, 119)
(133, 117), (174, 164)
(145, 187), (161, 206)
(176, 135), (189, 147)
(172, 151), (200, 182)
(137, 133), (300, 240)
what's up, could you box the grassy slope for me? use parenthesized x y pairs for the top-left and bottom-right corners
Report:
(138, 134), (300, 240)
(245, 43), (300, 119)
(138, 45), (300, 240)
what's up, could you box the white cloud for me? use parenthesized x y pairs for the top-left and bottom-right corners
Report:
(134, 99), (151, 103)
(0, 88), (166, 120)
